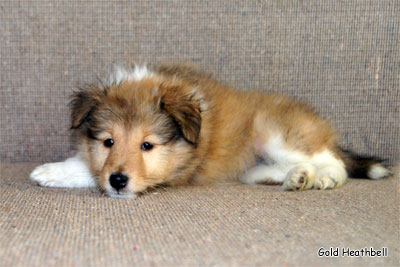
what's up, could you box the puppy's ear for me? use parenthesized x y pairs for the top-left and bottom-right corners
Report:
(160, 85), (202, 145)
(70, 87), (103, 129)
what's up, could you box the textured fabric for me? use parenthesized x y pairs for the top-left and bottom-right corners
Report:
(0, 0), (398, 164)
(0, 163), (399, 266)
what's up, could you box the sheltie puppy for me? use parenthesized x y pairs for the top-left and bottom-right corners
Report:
(30, 63), (391, 198)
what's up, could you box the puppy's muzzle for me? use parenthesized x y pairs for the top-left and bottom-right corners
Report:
(109, 172), (128, 191)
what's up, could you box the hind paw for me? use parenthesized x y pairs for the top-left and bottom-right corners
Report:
(313, 175), (337, 190)
(313, 167), (346, 190)
(283, 164), (315, 191)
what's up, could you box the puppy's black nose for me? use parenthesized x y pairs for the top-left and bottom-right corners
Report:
(109, 173), (128, 191)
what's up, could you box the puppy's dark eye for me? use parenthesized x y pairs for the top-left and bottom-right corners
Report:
(104, 138), (114, 148)
(141, 142), (153, 151)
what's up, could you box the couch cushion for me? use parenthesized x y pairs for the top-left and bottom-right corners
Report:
(0, 163), (398, 266)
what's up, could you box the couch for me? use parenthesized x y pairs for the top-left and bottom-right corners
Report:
(1, 1), (398, 265)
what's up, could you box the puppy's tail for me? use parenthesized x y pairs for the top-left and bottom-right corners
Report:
(338, 147), (391, 179)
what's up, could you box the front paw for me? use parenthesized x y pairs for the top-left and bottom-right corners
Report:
(30, 162), (66, 187)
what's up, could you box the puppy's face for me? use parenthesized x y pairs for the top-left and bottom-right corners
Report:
(71, 78), (201, 198)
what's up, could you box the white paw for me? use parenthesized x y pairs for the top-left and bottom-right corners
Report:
(283, 164), (316, 191)
(313, 166), (346, 190)
(30, 162), (68, 187)
(30, 158), (96, 188)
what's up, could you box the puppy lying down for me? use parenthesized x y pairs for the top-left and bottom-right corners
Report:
(30, 63), (391, 198)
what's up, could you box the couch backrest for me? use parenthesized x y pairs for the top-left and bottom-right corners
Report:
(1, 1), (398, 165)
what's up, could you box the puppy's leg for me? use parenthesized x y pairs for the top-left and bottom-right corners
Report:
(309, 149), (347, 189)
(252, 134), (342, 190)
(280, 154), (348, 191)
(252, 134), (316, 190)
(241, 164), (290, 184)
(280, 150), (348, 190)
(282, 151), (348, 190)
(30, 153), (96, 188)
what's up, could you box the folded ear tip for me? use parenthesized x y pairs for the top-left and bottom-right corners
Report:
(160, 91), (202, 146)
(70, 87), (102, 130)
(181, 116), (201, 145)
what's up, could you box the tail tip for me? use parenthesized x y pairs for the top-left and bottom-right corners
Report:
(367, 164), (391, 180)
